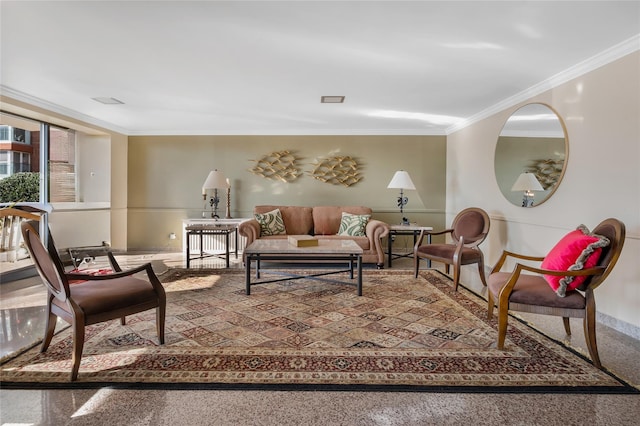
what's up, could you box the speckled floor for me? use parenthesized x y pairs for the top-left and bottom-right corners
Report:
(2, 252), (639, 425)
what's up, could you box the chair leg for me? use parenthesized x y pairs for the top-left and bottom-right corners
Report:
(584, 301), (601, 369)
(444, 264), (450, 274)
(414, 256), (420, 278)
(487, 291), (495, 320)
(497, 303), (509, 350)
(70, 320), (86, 381)
(477, 261), (488, 287)
(120, 317), (126, 326)
(41, 309), (57, 353)
(157, 304), (166, 345)
(562, 317), (571, 335)
(452, 266), (460, 291)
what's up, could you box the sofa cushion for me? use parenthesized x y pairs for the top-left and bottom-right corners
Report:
(255, 205), (313, 235)
(313, 206), (373, 235)
(338, 212), (370, 236)
(254, 208), (286, 236)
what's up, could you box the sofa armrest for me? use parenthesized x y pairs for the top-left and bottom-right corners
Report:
(239, 219), (260, 246)
(366, 219), (390, 267)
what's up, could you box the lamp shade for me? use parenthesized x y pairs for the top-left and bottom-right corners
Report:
(202, 169), (229, 194)
(511, 172), (544, 191)
(387, 170), (416, 190)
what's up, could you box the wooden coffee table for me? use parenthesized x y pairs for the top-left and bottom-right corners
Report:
(244, 239), (364, 296)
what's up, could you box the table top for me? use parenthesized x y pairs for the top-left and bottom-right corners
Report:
(389, 224), (434, 232)
(185, 224), (237, 232)
(245, 238), (363, 255)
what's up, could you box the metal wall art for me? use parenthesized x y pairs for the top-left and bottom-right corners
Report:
(308, 155), (362, 187)
(249, 150), (302, 182)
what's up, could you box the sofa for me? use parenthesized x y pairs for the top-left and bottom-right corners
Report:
(238, 205), (390, 268)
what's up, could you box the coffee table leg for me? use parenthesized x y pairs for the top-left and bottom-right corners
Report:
(357, 255), (363, 296)
(245, 255), (251, 295)
(349, 256), (354, 279)
(256, 258), (260, 279)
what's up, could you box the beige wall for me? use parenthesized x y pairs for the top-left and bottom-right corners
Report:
(126, 135), (447, 251)
(447, 51), (640, 335)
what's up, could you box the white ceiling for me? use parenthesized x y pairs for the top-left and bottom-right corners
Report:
(1, 1), (639, 136)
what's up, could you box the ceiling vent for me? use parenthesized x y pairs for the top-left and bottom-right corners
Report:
(92, 97), (124, 105)
(321, 96), (345, 103)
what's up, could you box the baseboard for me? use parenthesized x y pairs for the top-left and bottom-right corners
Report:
(597, 312), (640, 341)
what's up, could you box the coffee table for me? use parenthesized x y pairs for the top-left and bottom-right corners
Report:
(244, 239), (364, 296)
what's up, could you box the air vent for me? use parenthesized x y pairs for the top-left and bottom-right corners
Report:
(321, 96), (345, 103)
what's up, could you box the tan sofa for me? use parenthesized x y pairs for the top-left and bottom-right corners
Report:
(239, 205), (390, 268)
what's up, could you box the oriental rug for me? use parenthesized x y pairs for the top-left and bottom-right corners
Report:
(1, 269), (637, 393)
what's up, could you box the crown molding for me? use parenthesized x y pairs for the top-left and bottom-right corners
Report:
(446, 34), (640, 135)
(0, 85), (129, 135)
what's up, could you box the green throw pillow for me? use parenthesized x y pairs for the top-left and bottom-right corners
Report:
(255, 208), (286, 236)
(337, 212), (370, 236)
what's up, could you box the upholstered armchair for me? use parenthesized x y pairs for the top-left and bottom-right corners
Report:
(21, 219), (166, 381)
(413, 207), (490, 291)
(487, 218), (625, 369)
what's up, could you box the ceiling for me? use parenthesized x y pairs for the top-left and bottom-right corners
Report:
(1, 1), (639, 136)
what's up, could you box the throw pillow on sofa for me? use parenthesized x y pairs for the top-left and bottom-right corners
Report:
(337, 212), (370, 237)
(541, 224), (610, 297)
(255, 208), (286, 236)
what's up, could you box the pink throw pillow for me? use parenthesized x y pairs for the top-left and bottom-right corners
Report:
(541, 225), (609, 297)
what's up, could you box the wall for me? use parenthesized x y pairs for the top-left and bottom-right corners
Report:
(447, 51), (640, 336)
(126, 135), (447, 251)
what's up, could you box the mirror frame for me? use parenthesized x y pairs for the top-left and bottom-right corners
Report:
(494, 103), (569, 207)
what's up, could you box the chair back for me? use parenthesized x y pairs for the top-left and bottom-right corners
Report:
(21, 220), (71, 302)
(451, 207), (490, 247)
(578, 218), (625, 291)
(1, 207), (44, 260)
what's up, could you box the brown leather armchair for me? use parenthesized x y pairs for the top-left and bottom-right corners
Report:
(413, 207), (490, 291)
(21, 219), (166, 381)
(487, 218), (625, 369)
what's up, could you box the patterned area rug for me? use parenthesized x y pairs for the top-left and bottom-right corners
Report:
(1, 269), (636, 392)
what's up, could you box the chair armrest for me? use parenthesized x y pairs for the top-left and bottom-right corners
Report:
(107, 251), (123, 272)
(415, 228), (453, 247)
(239, 219), (260, 246)
(496, 262), (606, 304)
(366, 220), (390, 265)
(65, 262), (166, 294)
(490, 250), (545, 274)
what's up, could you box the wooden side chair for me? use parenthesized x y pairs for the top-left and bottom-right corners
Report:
(487, 218), (625, 369)
(414, 207), (490, 291)
(1, 206), (47, 263)
(21, 219), (166, 381)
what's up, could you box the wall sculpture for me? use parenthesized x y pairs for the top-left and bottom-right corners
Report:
(307, 155), (362, 187)
(248, 150), (302, 182)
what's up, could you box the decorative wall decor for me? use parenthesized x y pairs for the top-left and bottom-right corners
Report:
(526, 158), (565, 190)
(249, 150), (302, 182)
(308, 155), (362, 187)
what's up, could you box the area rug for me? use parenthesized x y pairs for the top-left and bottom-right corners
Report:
(1, 269), (637, 393)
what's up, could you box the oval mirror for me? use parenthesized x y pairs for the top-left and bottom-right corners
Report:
(494, 103), (568, 207)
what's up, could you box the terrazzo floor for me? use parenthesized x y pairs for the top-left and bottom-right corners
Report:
(1, 251), (639, 425)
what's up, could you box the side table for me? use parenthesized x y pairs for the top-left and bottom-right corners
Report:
(185, 224), (238, 268)
(387, 224), (433, 268)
